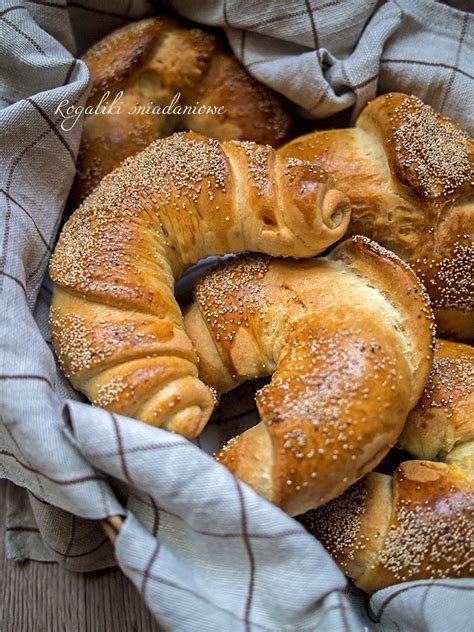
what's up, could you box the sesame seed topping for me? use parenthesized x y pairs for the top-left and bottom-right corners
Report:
(50, 133), (229, 290)
(416, 342), (474, 421)
(302, 482), (368, 568)
(194, 254), (270, 344)
(429, 241), (474, 311)
(95, 375), (129, 407)
(379, 489), (473, 581)
(230, 141), (272, 196)
(392, 95), (472, 199)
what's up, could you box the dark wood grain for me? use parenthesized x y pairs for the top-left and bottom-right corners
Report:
(0, 481), (162, 632)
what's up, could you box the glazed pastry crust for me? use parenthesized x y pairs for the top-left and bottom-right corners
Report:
(302, 339), (474, 592)
(183, 236), (434, 515)
(50, 132), (350, 438)
(71, 16), (292, 204)
(281, 93), (474, 340)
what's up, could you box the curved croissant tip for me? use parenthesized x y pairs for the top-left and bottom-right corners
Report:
(321, 189), (351, 233)
(162, 404), (211, 439)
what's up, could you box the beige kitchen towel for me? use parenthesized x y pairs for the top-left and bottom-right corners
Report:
(171, 0), (474, 132)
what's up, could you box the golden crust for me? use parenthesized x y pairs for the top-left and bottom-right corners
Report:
(260, 317), (411, 516)
(84, 17), (180, 101)
(71, 17), (292, 204)
(329, 235), (435, 404)
(280, 93), (474, 341)
(358, 93), (473, 203)
(184, 236), (434, 515)
(398, 339), (474, 460)
(303, 461), (474, 593)
(50, 132), (349, 438)
(301, 473), (392, 586)
(376, 461), (474, 588)
(301, 339), (474, 592)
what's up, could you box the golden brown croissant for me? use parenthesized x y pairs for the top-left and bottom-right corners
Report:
(280, 93), (474, 341)
(183, 236), (435, 516)
(71, 16), (292, 205)
(49, 132), (351, 439)
(302, 339), (473, 592)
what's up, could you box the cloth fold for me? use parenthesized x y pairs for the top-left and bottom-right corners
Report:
(69, 400), (362, 631)
(170, 0), (474, 131)
(1, 0), (473, 629)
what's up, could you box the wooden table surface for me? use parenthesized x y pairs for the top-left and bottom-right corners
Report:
(0, 481), (162, 632)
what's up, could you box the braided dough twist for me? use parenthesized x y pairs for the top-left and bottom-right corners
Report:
(50, 132), (350, 438)
(183, 237), (435, 516)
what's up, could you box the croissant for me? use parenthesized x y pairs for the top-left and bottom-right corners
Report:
(280, 93), (474, 341)
(302, 339), (473, 592)
(49, 132), (351, 438)
(70, 16), (292, 205)
(183, 236), (435, 516)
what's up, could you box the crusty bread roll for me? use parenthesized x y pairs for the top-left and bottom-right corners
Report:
(280, 93), (474, 341)
(183, 236), (435, 516)
(50, 132), (351, 439)
(71, 16), (292, 205)
(302, 339), (473, 592)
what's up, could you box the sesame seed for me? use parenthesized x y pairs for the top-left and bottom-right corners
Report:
(392, 95), (472, 199)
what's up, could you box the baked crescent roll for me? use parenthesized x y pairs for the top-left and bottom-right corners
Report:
(302, 339), (473, 592)
(281, 93), (474, 341)
(183, 236), (435, 516)
(50, 132), (350, 438)
(71, 16), (292, 204)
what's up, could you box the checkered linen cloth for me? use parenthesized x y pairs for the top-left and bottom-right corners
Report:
(0, 1), (473, 630)
(172, 0), (474, 132)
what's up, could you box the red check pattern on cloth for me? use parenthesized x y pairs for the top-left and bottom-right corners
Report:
(1, 1), (473, 630)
